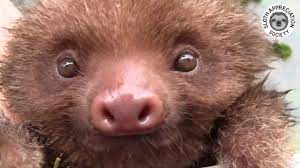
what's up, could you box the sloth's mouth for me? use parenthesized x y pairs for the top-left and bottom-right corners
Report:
(82, 125), (180, 152)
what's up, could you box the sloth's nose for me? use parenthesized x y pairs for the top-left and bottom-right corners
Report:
(91, 91), (165, 136)
(276, 21), (282, 26)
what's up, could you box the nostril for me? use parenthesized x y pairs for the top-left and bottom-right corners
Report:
(138, 105), (151, 123)
(91, 92), (165, 136)
(102, 107), (115, 123)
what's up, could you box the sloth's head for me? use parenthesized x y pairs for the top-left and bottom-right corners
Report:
(1, 0), (270, 167)
(270, 12), (289, 31)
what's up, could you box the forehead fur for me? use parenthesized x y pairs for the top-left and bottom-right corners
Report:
(8, 0), (271, 77)
(2, 0), (274, 90)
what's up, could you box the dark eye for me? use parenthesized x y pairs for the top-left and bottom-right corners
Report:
(174, 51), (198, 72)
(57, 57), (80, 78)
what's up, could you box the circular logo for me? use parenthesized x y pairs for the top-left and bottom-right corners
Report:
(262, 4), (296, 39)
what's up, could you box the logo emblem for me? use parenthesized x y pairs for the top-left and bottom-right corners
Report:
(262, 4), (295, 38)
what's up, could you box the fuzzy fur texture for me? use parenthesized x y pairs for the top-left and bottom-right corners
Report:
(0, 0), (293, 167)
(0, 116), (43, 168)
(215, 81), (292, 168)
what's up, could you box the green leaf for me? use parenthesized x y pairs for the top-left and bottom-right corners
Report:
(273, 42), (292, 61)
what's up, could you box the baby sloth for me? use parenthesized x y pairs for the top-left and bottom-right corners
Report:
(0, 0), (293, 168)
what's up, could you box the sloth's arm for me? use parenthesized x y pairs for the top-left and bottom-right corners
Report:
(0, 118), (44, 168)
(216, 82), (293, 168)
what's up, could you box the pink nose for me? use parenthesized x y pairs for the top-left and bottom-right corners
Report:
(91, 92), (165, 136)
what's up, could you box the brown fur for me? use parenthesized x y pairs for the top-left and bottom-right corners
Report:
(0, 116), (43, 168)
(0, 0), (293, 167)
(215, 81), (292, 168)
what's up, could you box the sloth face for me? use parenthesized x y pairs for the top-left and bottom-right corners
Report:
(1, 0), (269, 167)
(269, 12), (288, 31)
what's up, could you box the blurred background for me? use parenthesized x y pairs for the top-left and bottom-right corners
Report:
(4, 0), (300, 167)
